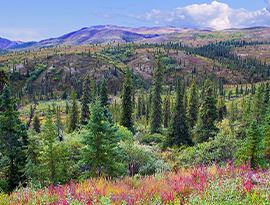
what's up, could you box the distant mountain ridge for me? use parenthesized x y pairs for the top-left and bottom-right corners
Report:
(1, 25), (270, 51)
(0, 25), (193, 50)
(0, 37), (24, 49)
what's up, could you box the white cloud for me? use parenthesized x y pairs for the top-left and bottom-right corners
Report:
(0, 28), (38, 41)
(129, 1), (270, 30)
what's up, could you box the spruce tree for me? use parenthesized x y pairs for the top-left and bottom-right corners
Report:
(92, 79), (98, 103)
(67, 89), (79, 133)
(187, 77), (199, 129)
(0, 69), (9, 95)
(150, 55), (164, 134)
(80, 75), (91, 125)
(163, 91), (171, 128)
(166, 79), (193, 147)
(32, 114), (41, 133)
(238, 120), (262, 169)
(137, 94), (142, 120)
(195, 86), (219, 143)
(120, 68), (134, 133)
(0, 86), (27, 191)
(81, 100), (122, 176)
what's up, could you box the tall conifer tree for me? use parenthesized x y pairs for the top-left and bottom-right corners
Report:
(120, 68), (134, 133)
(195, 86), (218, 143)
(166, 79), (193, 147)
(187, 77), (199, 129)
(150, 55), (164, 134)
(0, 86), (27, 191)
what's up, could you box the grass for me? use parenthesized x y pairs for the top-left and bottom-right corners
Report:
(1, 161), (269, 204)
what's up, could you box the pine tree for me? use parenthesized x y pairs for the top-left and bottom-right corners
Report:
(32, 114), (41, 133)
(163, 91), (171, 128)
(120, 68), (134, 133)
(166, 79), (193, 147)
(39, 115), (69, 184)
(195, 86), (219, 143)
(137, 94), (142, 120)
(150, 55), (164, 134)
(81, 100), (122, 176)
(187, 77), (199, 129)
(100, 78), (109, 108)
(238, 120), (262, 169)
(217, 97), (227, 122)
(92, 79), (98, 103)
(80, 75), (91, 125)
(67, 89), (79, 133)
(0, 69), (9, 95)
(252, 84), (264, 123)
(0, 86), (27, 191)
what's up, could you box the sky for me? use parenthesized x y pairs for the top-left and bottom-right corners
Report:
(1, 0), (270, 42)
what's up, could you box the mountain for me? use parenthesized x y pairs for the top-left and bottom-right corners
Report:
(3, 25), (270, 51)
(7, 25), (197, 51)
(0, 37), (24, 49)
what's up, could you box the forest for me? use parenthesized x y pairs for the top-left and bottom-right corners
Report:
(1, 38), (270, 204)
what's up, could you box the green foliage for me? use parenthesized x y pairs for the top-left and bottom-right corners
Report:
(67, 89), (79, 133)
(0, 86), (27, 191)
(236, 120), (263, 169)
(120, 68), (134, 133)
(187, 77), (199, 129)
(80, 74), (91, 125)
(163, 91), (171, 128)
(38, 115), (70, 184)
(81, 100), (124, 177)
(195, 86), (219, 143)
(32, 114), (41, 133)
(138, 133), (165, 146)
(178, 129), (238, 167)
(166, 79), (193, 147)
(150, 55), (164, 134)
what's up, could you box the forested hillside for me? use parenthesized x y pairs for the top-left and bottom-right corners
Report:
(1, 29), (270, 204)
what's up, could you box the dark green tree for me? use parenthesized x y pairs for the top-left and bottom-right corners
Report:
(137, 94), (142, 120)
(0, 86), (27, 191)
(166, 79), (193, 147)
(67, 89), (79, 133)
(163, 91), (171, 128)
(80, 75), (91, 125)
(150, 55), (164, 134)
(120, 68), (134, 133)
(81, 100), (123, 176)
(32, 114), (41, 133)
(187, 77), (199, 129)
(195, 86), (219, 143)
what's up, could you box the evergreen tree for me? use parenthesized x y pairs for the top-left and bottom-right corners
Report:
(217, 97), (227, 122)
(163, 91), (171, 128)
(195, 86), (219, 143)
(150, 55), (164, 134)
(166, 79), (193, 147)
(32, 114), (41, 133)
(0, 86), (27, 191)
(0, 69), (9, 95)
(92, 79), (98, 103)
(81, 100), (122, 176)
(137, 94), (142, 120)
(67, 89), (79, 133)
(39, 115), (69, 184)
(120, 68), (134, 133)
(100, 78), (109, 108)
(252, 84), (264, 123)
(80, 75), (91, 125)
(238, 120), (262, 169)
(187, 77), (199, 129)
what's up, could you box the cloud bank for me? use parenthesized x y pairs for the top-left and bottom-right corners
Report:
(129, 1), (270, 30)
(0, 27), (38, 42)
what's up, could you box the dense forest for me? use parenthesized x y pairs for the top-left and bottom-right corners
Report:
(1, 37), (270, 204)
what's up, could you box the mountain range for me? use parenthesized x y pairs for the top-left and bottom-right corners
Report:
(1, 25), (270, 51)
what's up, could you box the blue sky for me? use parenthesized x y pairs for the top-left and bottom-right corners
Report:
(1, 0), (270, 41)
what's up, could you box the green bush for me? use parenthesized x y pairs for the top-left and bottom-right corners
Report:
(138, 133), (165, 145)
